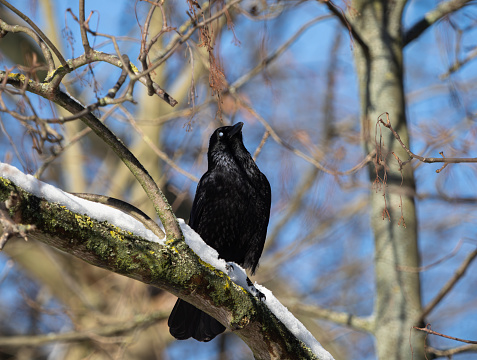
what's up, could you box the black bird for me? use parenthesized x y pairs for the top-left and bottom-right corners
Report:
(168, 122), (271, 342)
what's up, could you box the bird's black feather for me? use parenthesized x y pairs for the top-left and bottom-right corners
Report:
(168, 122), (271, 342)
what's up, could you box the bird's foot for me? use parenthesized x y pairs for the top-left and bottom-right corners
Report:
(246, 277), (266, 301)
(226, 262), (265, 301)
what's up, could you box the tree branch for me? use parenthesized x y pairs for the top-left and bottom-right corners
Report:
(0, 71), (182, 241)
(0, 311), (169, 347)
(0, 166), (333, 360)
(403, 0), (473, 47)
(287, 302), (374, 334)
(426, 344), (477, 357)
(232, 94), (375, 176)
(0, 18), (177, 106)
(378, 113), (477, 170)
(418, 247), (477, 322)
(78, 0), (92, 55)
(441, 46), (477, 79)
(321, 0), (369, 53)
(413, 324), (477, 345)
(228, 15), (333, 93)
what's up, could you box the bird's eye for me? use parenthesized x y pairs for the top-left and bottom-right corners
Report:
(218, 131), (224, 138)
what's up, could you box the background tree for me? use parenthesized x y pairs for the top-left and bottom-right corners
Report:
(1, 0), (477, 359)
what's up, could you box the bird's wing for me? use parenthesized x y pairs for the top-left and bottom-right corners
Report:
(189, 171), (212, 230)
(189, 174), (205, 229)
(245, 172), (272, 273)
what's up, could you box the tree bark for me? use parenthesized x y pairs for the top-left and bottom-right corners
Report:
(350, 1), (425, 359)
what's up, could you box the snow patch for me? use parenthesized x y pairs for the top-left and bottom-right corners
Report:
(0, 163), (163, 243)
(178, 219), (227, 273)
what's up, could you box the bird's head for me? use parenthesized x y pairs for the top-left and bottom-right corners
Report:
(207, 122), (248, 168)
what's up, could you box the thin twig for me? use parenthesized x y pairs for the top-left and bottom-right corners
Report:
(229, 15), (333, 93)
(426, 344), (477, 357)
(138, 0), (160, 96)
(288, 301), (374, 333)
(233, 94), (374, 176)
(65, 8), (178, 106)
(413, 324), (477, 345)
(0, 112), (28, 171)
(0, 206), (36, 251)
(441, 46), (477, 79)
(140, 0), (241, 79)
(34, 105), (120, 179)
(79, 0), (92, 55)
(0, 310), (168, 347)
(118, 104), (199, 182)
(378, 112), (477, 168)
(397, 239), (464, 273)
(419, 247), (477, 321)
(253, 131), (270, 161)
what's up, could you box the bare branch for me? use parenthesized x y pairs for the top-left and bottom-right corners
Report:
(138, 0), (160, 96)
(288, 302), (374, 334)
(118, 104), (200, 183)
(321, 0), (368, 53)
(426, 344), (477, 357)
(72, 193), (165, 238)
(397, 239), (464, 273)
(403, 0), (473, 46)
(419, 247), (477, 321)
(138, 0), (176, 98)
(232, 94), (375, 176)
(79, 0), (92, 55)
(0, 311), (169, 347)
(413, 324), (477, 345)
(0, 193), (35, 250)
(34, 104), (119, 179)
(252, 131), (270, 161)
(22, 9), (178, 106)
(0, 71), (182, 240)
(441, 46), (477, 79)
(378, 113), (477, 169)
(142, 0), (241, 79)
(229, 15), (333, 93)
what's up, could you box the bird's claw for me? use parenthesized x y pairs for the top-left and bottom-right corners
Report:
(256, 290), (266, 301)
(246, 277), (266, 301)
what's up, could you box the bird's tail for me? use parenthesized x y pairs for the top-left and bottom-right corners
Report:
(168, 298), (225, 342)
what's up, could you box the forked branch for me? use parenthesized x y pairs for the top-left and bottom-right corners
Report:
(377, 112), (477, 173)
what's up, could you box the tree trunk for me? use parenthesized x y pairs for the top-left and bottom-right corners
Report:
(350, 1), (425, 359)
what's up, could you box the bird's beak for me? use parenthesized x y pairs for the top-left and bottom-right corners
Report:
(229, 122), (244, 137)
